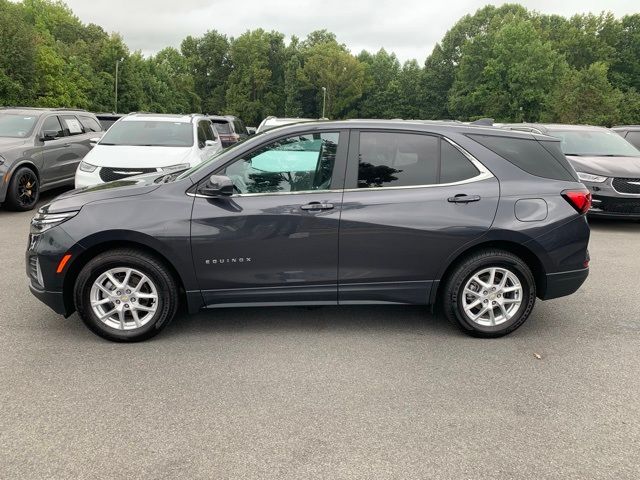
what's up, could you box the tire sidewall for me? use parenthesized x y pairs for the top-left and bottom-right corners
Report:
(450, 254), (535, 335)
(76, 254), (175, 341)
(8, 167), (40, 211)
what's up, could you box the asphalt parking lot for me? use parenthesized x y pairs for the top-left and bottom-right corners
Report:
(1, 190), (639, 480)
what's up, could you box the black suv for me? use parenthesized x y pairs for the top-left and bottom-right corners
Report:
(0, 107), (102, 210)
(27, 120), (590, 342)
(206, 115), (249, 147)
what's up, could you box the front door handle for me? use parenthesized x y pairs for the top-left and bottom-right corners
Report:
(448, 194), (481, 204)
(300, 202), (334, 211)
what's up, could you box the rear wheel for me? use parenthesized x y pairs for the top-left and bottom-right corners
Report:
(74, 249), (179, 342)
(6, 167), (39, 211)
(442, 249), (536, 337)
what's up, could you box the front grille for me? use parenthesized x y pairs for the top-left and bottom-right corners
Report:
(593, 195), (640, 214)
(612, 177), (640, 194)
(99, 167), (157, 182)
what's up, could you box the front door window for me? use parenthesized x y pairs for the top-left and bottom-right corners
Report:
(221, 132), (339, 194)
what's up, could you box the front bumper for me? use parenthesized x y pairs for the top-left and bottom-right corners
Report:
(583, 178), (640, 219)
(29, 283), (68, 315)
(540, 268), (589, 300)
(0, 164), (9, 203)
(589, 195), (640, 219)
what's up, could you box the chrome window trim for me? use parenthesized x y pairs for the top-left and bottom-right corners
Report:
(188, 135), (494, 198)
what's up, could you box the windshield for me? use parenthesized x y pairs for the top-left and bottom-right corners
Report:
(0, 113), (38, 138)
(551, 129), (640, 157)
(99, 120), (193, 147)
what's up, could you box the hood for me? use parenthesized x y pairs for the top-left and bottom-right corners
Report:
(0, 137), (28, 152)
(566, 155), (640, 178)
(41, 173), (168, 214)
(84, 145), (194, 168)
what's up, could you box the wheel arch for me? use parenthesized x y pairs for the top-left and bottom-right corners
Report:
(430, 239), (548, 305)
(62, 238), (194, 316)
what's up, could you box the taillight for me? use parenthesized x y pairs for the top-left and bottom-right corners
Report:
(562, 189), (592, 215)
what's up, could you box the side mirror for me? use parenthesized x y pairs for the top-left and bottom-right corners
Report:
(198, 175), (234, 197)
(89, 137), (100, 146)
(247, 127), (256, 135)
(204, 140), (217, 147)
(42, 130), (59, 141)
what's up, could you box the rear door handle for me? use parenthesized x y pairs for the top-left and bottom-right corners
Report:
(300, 202), (334, 211)
(448, 194), (481, 204)
(63, 143), (71, 147)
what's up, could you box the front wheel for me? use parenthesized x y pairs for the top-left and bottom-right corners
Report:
(5, 167), (39, 211)
(442, 249), (536, 337)
(74, 249), (179, 342)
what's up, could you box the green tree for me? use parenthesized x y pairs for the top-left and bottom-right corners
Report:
(0, 0), (37, 105)
(299, 40), (364, 118)
(449, 17), (567, 122)
(225, 29), (286, 125)
(543, 62), (622, 126)
(357, 49), (401, 118)
(181, 30), (230, 114)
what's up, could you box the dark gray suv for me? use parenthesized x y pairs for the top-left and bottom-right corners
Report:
(26, 120), (590, 341)
(0, 107), (102, 211)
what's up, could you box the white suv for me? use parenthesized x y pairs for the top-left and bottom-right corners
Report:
(75, 113), (222, 188)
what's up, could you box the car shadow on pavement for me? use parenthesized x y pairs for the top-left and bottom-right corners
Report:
(159, 305), (462, 340)
(588, 217), (640, 232)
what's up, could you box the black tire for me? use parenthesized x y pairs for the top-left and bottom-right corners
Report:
(5, 167), (40, 211)
(74, 249), (179, 342)
(442, 249), (536, 338)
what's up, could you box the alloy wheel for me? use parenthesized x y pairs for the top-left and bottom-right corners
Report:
(17, 171), (38, 208)
(89, 267), (159, 330)
(461, 267), (523, 327)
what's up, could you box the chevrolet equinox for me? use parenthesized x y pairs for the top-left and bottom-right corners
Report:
(27, 120), (591, 341)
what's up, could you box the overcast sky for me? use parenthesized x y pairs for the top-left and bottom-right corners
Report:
(62, 0), (637, 62)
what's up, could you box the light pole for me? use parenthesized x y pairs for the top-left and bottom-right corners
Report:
(114, 57), (124, 113)
(321, 86), (327, 119)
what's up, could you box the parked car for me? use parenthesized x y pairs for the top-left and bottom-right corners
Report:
(612, 125), (640, 150)
(206, 115), (249, 147)
(0, 107), (102, 211)
(95, 113), (124, 131)
(75, 113), (222, 188)
(256, 116), (315, 133)
(28, 120), (590, 342)
(501, 123), (640, 219)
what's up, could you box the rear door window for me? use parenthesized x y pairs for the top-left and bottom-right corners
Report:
(468, 134), (577, 181)
(357, 132), (439, 188)
(626, 131), (640, 149)
(79, 115), (102, 133)
(212, 120), (232, 134)
(440, 141), (480, 183)
(60, 115), (84, 136)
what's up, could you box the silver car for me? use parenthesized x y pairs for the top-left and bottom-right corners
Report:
(0, 107), (102, 211)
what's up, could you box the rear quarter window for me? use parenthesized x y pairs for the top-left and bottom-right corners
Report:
(467, 134), (578, 182)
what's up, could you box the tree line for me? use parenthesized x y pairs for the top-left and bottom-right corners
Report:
(1, 0), (639, 126)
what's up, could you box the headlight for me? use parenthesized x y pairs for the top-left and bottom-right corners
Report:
(79, 161), (97, 172)
(161, 163), (191, 172)
(577, 172), (607, 183)
(31, 209), (79, 234)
